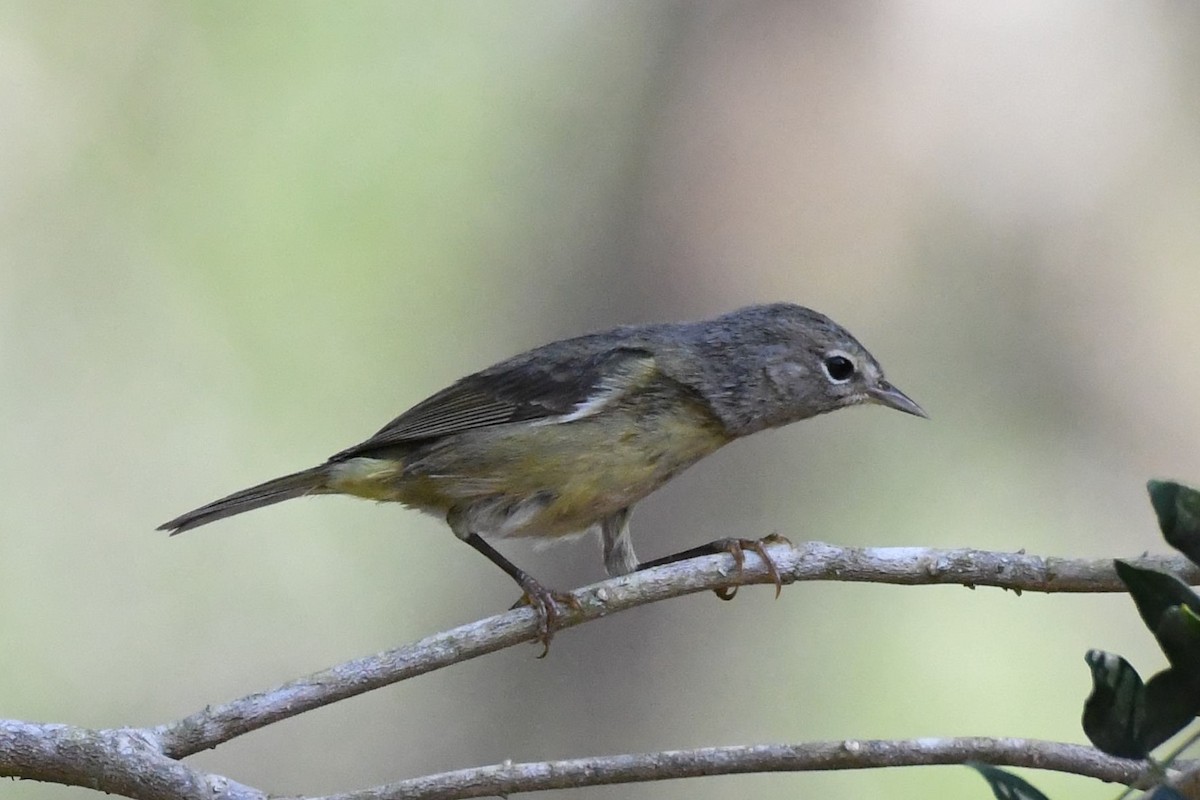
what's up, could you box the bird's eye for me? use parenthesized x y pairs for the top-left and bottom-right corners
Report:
(823, 355), (855, 383)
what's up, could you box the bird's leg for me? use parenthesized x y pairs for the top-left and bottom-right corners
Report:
(600, 508), (637, 577)
(463, 533), (579, 657)
(636, 534), (791, 600)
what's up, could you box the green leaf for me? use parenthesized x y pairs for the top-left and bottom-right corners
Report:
(1141, 666), (1200, 754)
(1081, 650), (1200, 758)
(1115, 561), (1200, 671)
(1147, 480), (1200, 566)
(967, 763), (1052, 800)
(1143, 788), (1188, 800)
(1115, 561), (1200, 637)
(1082, 650), (1148, 758)
(1182, 605), (1200, 637)
(1154, 606), (1200, 672)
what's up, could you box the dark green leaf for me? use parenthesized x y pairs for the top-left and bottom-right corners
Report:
(967, 763), (1052, 800)
(1143, 787), (1188, 800)
(1081, 650), (1200, 757)
(1082, 650), (1148, 758)
(1115, 561), (1200, 637)
(1141, 666), (1200, 753)
(1183, 605), (1200, 637)
(1154, 606), (1200, 672)
(1147, 480), (1200, 566)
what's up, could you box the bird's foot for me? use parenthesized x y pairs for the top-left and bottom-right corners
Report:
(709, 534), (790, 600)
(635, 533), (791, 600)
(509, 580), (582, 658)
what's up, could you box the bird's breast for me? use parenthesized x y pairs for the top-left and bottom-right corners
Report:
(328, 395), (731, 538)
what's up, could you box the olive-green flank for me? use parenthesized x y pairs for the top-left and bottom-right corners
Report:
(159, 303), (926, 651)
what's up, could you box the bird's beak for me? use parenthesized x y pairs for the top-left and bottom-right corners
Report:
(868, 381), (928, 419)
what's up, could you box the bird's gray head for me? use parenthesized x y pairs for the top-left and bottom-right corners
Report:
(691, 303), (926, 437)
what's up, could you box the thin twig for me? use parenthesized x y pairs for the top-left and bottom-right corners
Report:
(313, 737), (1165, 800)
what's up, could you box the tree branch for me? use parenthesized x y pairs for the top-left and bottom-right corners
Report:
(0, 721), (263, 800)
(2, 541), (1195, 798)
(154, 541), (1198, 758)
(314, 737), (1170, 800)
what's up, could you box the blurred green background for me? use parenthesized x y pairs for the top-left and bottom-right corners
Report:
(3, 3), (1200, 798)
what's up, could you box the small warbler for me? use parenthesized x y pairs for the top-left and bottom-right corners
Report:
(160, 303), (925, 650)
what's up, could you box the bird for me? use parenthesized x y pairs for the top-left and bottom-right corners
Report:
(159, 303), (926, 652)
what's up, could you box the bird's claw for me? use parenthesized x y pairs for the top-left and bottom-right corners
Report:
(510, 580), (581, 657)
(712, 534), (790, 600)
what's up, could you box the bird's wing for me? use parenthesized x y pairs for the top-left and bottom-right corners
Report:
(330, 345), (658, 460)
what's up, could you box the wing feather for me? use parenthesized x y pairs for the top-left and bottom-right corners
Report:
(330, 345), (657, 460)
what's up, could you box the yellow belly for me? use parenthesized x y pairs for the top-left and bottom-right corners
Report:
(326, 399), (730, 537)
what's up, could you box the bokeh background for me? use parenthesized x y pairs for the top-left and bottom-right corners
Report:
(3, 3), (1200, 798)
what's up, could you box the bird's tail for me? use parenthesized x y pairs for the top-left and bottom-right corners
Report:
(157, 466), (327, 535)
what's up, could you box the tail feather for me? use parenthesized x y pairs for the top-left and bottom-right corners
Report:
(158, 466), (327, 534)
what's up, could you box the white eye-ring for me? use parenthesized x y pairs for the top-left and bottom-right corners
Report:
(822, 352), (856, 383)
